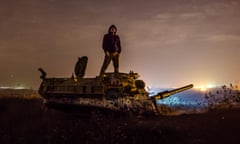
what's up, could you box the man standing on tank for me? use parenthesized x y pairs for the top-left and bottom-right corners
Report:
(100, 24), (121, 76)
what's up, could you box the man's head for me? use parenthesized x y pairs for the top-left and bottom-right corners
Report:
(108, 24), (117, 34)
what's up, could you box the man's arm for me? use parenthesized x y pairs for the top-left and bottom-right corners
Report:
(102, 34), (107, 51)
(117, 36), (121, 53)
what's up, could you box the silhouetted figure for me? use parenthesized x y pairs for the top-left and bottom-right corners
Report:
(100, 25), (121, 76)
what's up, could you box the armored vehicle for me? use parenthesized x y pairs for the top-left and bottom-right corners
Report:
(38, 56), (193, 114)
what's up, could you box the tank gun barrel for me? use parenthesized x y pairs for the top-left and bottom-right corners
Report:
(151, 84), (193, 100)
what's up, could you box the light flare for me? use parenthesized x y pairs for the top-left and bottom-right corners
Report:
(194, 83), (216, 92)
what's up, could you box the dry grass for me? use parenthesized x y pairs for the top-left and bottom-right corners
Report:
(1, 90), (240, 144)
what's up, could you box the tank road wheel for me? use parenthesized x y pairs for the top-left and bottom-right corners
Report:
(106, 89), (120, 100)
(135, 80), (145, 89)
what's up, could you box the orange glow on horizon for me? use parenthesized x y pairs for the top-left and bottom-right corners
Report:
(194, 84), (217, 92)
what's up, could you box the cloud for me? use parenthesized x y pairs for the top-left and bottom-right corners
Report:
(207, 34), (240, 42)
(179, 12), (204, 19)
(154, 13), (173, 20)
(1, 0), (240, 88)
(202, 0), (240, 16)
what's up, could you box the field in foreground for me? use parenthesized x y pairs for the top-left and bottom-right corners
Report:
(0, 96), (240, 144)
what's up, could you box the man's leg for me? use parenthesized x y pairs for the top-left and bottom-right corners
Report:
(100, 52), (111, 76)
(113, 53), (119, 73)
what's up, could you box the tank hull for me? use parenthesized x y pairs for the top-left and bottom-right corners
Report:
(38, 57), (193, 115)
(39, 72), (157, 114)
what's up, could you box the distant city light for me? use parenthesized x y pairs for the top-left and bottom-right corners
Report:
(194, 83), (217, 92)
(0, 86), (26, 90)
(14, 86), (26, 89)
(201, 87), (207, 91)
(207, 84), (216, 88)
(0, 86), (11, 89)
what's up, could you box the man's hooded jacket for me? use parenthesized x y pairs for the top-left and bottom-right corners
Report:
(102, 25), (121, 53)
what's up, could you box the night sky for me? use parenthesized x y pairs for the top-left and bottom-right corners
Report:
(1, 0), (240, 89)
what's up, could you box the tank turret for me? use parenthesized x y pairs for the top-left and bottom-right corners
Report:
(38, 56), (193, 115)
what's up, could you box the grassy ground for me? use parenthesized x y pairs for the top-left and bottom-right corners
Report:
(1, 91), (240, 144)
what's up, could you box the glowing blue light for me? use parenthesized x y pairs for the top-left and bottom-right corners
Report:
(149, 88), (206, 107)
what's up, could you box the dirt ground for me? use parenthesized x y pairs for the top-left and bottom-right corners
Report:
(0, 98), (240, 144)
